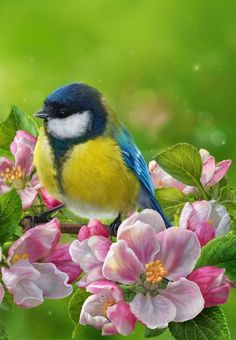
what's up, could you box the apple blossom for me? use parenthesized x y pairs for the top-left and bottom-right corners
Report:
(103, 209), (204, 329)
(179, 200), (231, 246)
(80, 281), (136, 335)
(149, 149), (231, 193)
(188, 266), (231, 307)
(70, 235), (112, 287)
(0, 130), (41, 209)
(2, 219), (81, 308)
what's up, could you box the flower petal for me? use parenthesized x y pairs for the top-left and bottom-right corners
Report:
(78, 266), (104, 287)
(107, 301), (136, 335)
(201, 156), (215, 186)
(86, 281), (123, 302)
(118, 221), (160, 264)
(46, 243), (82, 283)
(208, 160), (232, 186)
(102, 323), (118, 336)
(40, 188), (62, 210)
(156, 228), (201, 280)
(0, 158), (14, 172)
(69, 238), (103, 271)
(103, 240), (143, 284)
(33, 262), (72, 299)
(2, 260), (43, 308)
(118, 209), (165, 237)
(80, 294), (109, 329)
(194, 222), (216, 247)
(8, 218), (61, 263)
(88, 236), (112, 262)
(19, 187), (38, 210)
(0, 283), (5, 303)
(161, 278), (204, 322)
(130, 293), (176, 329)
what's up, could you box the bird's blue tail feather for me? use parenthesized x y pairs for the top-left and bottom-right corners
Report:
(150, 195), (172, 228)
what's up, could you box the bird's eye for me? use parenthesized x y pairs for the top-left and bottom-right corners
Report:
(59, 110), (66, 116)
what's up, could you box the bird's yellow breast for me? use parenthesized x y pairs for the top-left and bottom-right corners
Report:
(34, 128), (140, 218)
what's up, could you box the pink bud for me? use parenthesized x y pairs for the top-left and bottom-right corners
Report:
(41, 188), (62, 210)
(188, 266), (230, 307)
(78, 219), (109, 241)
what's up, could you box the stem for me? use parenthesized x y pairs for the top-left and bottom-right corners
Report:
(196, 181), (210, 200)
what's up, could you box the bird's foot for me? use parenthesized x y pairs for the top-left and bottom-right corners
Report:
(22, 204), (65, 229)
(109, 213), (122, 237)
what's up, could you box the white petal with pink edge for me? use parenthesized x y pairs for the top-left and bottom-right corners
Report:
(130, 293), (176, 329)
(107, 301), (136, 335)
(156, 228), (201, 280)
(103, 240), (143, 285)
(7, 219), (61, 263)
(118, 221), (160, 264)
(160, 278), (204, 322)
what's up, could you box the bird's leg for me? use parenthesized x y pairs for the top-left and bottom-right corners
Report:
(109, 213), (122, 236)
(23, 203), (65, 229)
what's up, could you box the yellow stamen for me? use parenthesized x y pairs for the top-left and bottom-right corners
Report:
(12, 253), (29, 264)
(145, 259), (168, 284)
(1, 165), (23, 184)
(102, 299), (116, 317)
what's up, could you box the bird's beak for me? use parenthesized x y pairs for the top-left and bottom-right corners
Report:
(34, 108), (49, 119)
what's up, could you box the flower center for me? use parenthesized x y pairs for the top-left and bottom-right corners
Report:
(12, 253), (29, 264)
(145, 260), (168, 284)
(102, 299), (116, 317)
(0, 166), (23, 187)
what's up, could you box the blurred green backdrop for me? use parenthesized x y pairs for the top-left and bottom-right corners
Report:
(0, 0), (235, 339)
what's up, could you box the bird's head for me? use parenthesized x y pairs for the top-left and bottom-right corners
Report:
(34, 83), (108, 140)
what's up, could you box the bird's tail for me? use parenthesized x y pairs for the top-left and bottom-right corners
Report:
(149, 195), (172, 228)
(139, 188), (172, 228)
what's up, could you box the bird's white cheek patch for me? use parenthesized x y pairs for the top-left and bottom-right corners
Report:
(47, 111), (91, 139)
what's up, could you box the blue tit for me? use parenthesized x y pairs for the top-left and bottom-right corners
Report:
(34, 83), (171, 228)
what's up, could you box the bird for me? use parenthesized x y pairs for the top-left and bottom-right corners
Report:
(33, 83), (171, 231)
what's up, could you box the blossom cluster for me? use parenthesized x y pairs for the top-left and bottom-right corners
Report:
(0, 129), (234, 338)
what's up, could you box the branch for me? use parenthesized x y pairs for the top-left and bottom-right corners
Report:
(19, 216), (115, 236)
(19, 216), (83, 234)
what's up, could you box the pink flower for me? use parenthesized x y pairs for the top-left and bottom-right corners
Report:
(40, 188), (62, 210)
(149, 150), (231, 193)
(179, 200), (231, 246)
(0, 130), (41, 209)
(80, 281), (136, 336)
(2, 219), (81, 308)
(69, 236), (112, 287)
(188, 266), (231, 307)
(103, 209), (204, 329)
(78, 219), (109, 241)
(149, 160), (192, 194)
(199, 149), (231, 187)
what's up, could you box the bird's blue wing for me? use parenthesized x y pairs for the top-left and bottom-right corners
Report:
(115, 126), (154, 196)
(115, 126), (172, 228)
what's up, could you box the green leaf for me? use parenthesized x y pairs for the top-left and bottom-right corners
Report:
(0, 190), (22, 245)
(144, 327), (167, 338)
(155, 187), (192, 221)
(155, 143), (202, 186)
(218, 186), (236, 203)
(72, 324), (86, 339)
(195, 234), (236, 282)
(0, 321), (8, 340)
(169, 307), (230, 340)
(72, 324), (101, 339)
(0, 289), (13, 311)
(68, 288), (90, 324)
(0, 106), (38, 152)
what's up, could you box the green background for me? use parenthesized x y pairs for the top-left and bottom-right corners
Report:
(0, 0), (235, 339)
